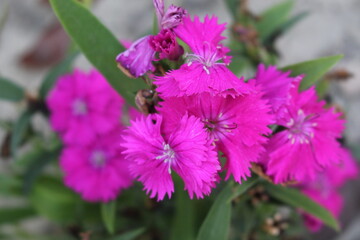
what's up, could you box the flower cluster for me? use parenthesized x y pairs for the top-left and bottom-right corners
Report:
(47, 3), (358, 232)
(47, 70), (133, 202)
(116, 1), (357, 206)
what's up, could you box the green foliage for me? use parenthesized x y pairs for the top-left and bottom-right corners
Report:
(230, 176), (259, 201)
(0, 77), (25, 102)
(10, 109), (34, 157)
(256, 0), (295, 42)
(22, 143), (62, 194)
(102, 200), (117, 235)
(197, 183), (233, 240)
(49, 0), (146, 106)
(109, 228), (145, 240)
(281, 55), (343, 90)
(170, 187), (195, 240)
(39, 52), (79, 99)
(30, 177), (80, 224)
(0, 207), (35, 225)
(264, 182), (340, 231)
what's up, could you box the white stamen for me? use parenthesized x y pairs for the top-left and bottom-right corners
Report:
(203, 65), (210, 75)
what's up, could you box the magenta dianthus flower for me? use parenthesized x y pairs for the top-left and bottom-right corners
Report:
(251, 64), (301, 118)
(47, 69), (124, 145)
(149, 29), (184, 61)
(264, 85), (345, 183)
(155, 15), (252, 97)
(116, 36), (156, 78)
(60, 131), (133, 202)
(121, 114), (220, 201)
(116, 1), (186, 78)
(158, 90), (273, 182)
(298, 148), (358, 231)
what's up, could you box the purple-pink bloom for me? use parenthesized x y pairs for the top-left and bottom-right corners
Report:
(251, 64), (302, 118)
(298, 148), (358, 231)
(153, 0), (187, 29)
(116, 2), (186, 78)
(155, 15), (253, 97)
(158, 90), (273, 182)
(121, 114), (220, 201)
(263, 85), (345, 184)
(116, 36), (156, 78)
(149, 29), (184, 61)
(60, 130), (133, 202)
(47, 69), (124, 145)
(302, 188), (343, 232)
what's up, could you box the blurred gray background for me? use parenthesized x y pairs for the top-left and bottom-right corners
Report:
(0, 0), (359, 239)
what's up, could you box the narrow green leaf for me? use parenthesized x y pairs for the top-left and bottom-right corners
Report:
(281, 55), (343, 90)
(30, 177), (80, 224)
(264, 183), (340, 231)
(0, 207), (35, 225)
(225, 0), (238, 20)
(102, 200), (117, 235)
(10, 110), (34, 157)
(49, 0), (147, 106)
(39, 52), (79, 99)
(0, 77), (24, 102)
(256, 0), (294, 41)
(0, 174), (22, 195)
(197, 183), (233, 240)
(171, 188), (195, 240)
(229, 176), (259, 201)
(109, 228), (145, 240)
(265, 12), (309, 46)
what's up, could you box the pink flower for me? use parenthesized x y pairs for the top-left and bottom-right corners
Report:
(158, 90), (273, 182)
(116, 2), (186, 78)
(155, 15), (253, 97)
(302, 189), (343, 232)
(47, 69), (124, 145)
(153, 0), (187, 29)
(298, 148), (358, 232)
(149, 29), (184, 61)
(251, 64), (302, 118)
(264, 86), (345, 183)
(116, 36), (156, 78)
(60, 130), (133, 202)
(121, 114), (220, 201)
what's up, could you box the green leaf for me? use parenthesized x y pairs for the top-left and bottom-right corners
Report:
(30, 177), (80, 224)
(265, 12), (309, 46)
(10, 110), (34, 157)
(225, 0), (238, 20)
(281, 55), (343, 90)
(197, 183), (233, 240)
(22, 145), (62, 194)
(264, 183), (340, 231)
(49, 0), (146, 106)
(0, 77), (25, 102)
(256, 0), (294, 42)
(229, 176), (259, 201)
(170, 188), (195, 240)
(109, 228), (145, 240)
(0, 207), (35, 225)
(102, 200), (117, 235)
(39, 52), (79, 99)
(0, 174), (22, 195)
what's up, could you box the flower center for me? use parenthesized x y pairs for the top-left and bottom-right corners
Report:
(185, 43), (227, 74)
(286, 109), (316, 144)
(90, 150), (107, 169)
(72, 98), (88, 116)
(156, 143), (176, 174)
(202, 113), (237, 142)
